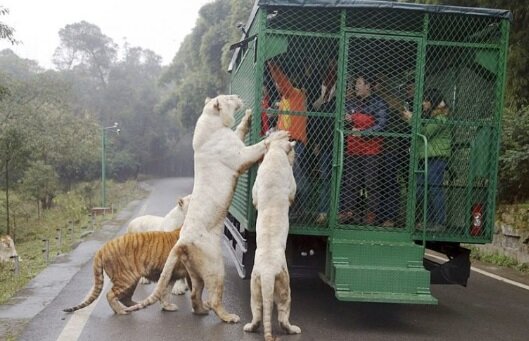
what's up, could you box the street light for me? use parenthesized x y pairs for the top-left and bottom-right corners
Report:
(101, 122), (120, 207)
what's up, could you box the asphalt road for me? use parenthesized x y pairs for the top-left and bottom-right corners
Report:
(3, 178), (529, 341)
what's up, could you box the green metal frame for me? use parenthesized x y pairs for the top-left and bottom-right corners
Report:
(226, 1), (510, 305)
(229, 3), (510, 243)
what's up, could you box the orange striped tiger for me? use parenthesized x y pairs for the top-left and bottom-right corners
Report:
(63, 229), (188, 315)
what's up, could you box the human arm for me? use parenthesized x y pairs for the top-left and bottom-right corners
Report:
(420, 116), (447, 139)
(402, 110), (413, 122)
(362, 97), (388, 132)
(267, 61), (294, 98)
(344, 100), (360, 131)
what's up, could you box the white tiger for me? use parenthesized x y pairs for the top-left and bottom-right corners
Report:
(244, 138), (301, 340)
(125, 95), (290, 323)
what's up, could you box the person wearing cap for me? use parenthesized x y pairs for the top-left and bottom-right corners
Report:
(340, 71), (389, 225)
(403, 88), (451, 231)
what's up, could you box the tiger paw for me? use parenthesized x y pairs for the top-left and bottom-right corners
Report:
(192, 307), (210, 315)
(287, 325), (301, 334)
(243, 108), (252, 121)
(171, 280), (188, 295)
(243, 322), (259, 332)
(139, 277), (151, 285)
(222, 313), (240, 323)
(161, 303), (178, 311)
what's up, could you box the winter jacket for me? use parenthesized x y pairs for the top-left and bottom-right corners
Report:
(418, 114), (451, 159)
(268, 62), (308, 144)
(345, 94), (389, 155)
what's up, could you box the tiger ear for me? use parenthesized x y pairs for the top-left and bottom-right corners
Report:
(204, 97), (212, 105)
(264, 138), (271, 151)
(287, 142), (296, 165)
(213, 98), (221, 112)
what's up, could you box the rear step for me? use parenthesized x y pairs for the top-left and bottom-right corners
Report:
(324, 231), (437, 304)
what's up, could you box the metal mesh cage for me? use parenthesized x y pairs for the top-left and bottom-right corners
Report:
(229, 2), (509, 244)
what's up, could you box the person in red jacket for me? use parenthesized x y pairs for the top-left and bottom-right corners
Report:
(340, 72), (389, 225)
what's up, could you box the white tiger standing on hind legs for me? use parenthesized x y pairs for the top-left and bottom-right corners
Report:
(244, 138), (301, 341)
(125, 94), (290, 323)
(127, 194), (191, 294)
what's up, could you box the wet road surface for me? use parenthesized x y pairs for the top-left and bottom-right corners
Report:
(3, 178), (529, 341)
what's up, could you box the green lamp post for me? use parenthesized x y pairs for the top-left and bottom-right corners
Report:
(101, 122), (120, 207)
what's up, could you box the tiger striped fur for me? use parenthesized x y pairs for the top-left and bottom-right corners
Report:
(63, 229), (189, 315)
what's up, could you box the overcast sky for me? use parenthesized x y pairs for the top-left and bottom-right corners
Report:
(0, 0), (214, 69)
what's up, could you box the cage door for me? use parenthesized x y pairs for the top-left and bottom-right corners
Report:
(337, 34), (422, 230)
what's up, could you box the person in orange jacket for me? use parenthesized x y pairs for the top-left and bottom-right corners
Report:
(267, 60), (309, 220)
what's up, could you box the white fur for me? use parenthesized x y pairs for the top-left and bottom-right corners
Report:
(243, 139), (300, 340)
(160, 195), (191, 232)
(127, 194), (191, 233)
(127, 215), (164, 233)
(127, 195), (191, 294)
(0, 235), (18, 262)
(125, 94), (290, 323)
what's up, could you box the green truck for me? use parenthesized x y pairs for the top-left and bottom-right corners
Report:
(224, 0), (511, 304)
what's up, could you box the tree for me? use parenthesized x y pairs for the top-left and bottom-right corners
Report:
(0, 6), (17, 45)
(53, 21), (118, 123)
(104, 46), (168, 177)
(0, 126), (29, 235)
(158, 0), (255, 130)
(53, 21), (117, 87)
(0, 6), (18, 100)
(0, 51), (101, 187)
(20, 161), (59, 214)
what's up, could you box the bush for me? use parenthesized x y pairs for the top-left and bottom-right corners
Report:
(108, 150), (140, 181)
(498, 105), (529, 203)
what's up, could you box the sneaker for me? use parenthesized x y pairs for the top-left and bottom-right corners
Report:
(382, 220), (395, 227)
(338, 211), (353, 223)
(364, 212), (376, 225)
(316, 213), (327, 224)
(300, 249), (315, 257)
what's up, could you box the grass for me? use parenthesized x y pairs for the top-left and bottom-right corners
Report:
(0, 180), (147, 304)
(468, 245), (529, 274)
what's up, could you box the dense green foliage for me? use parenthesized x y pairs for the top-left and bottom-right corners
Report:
(158, 0), (254, 129)
(0, 180), (146, 305)
(0, 0), (253, 235)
